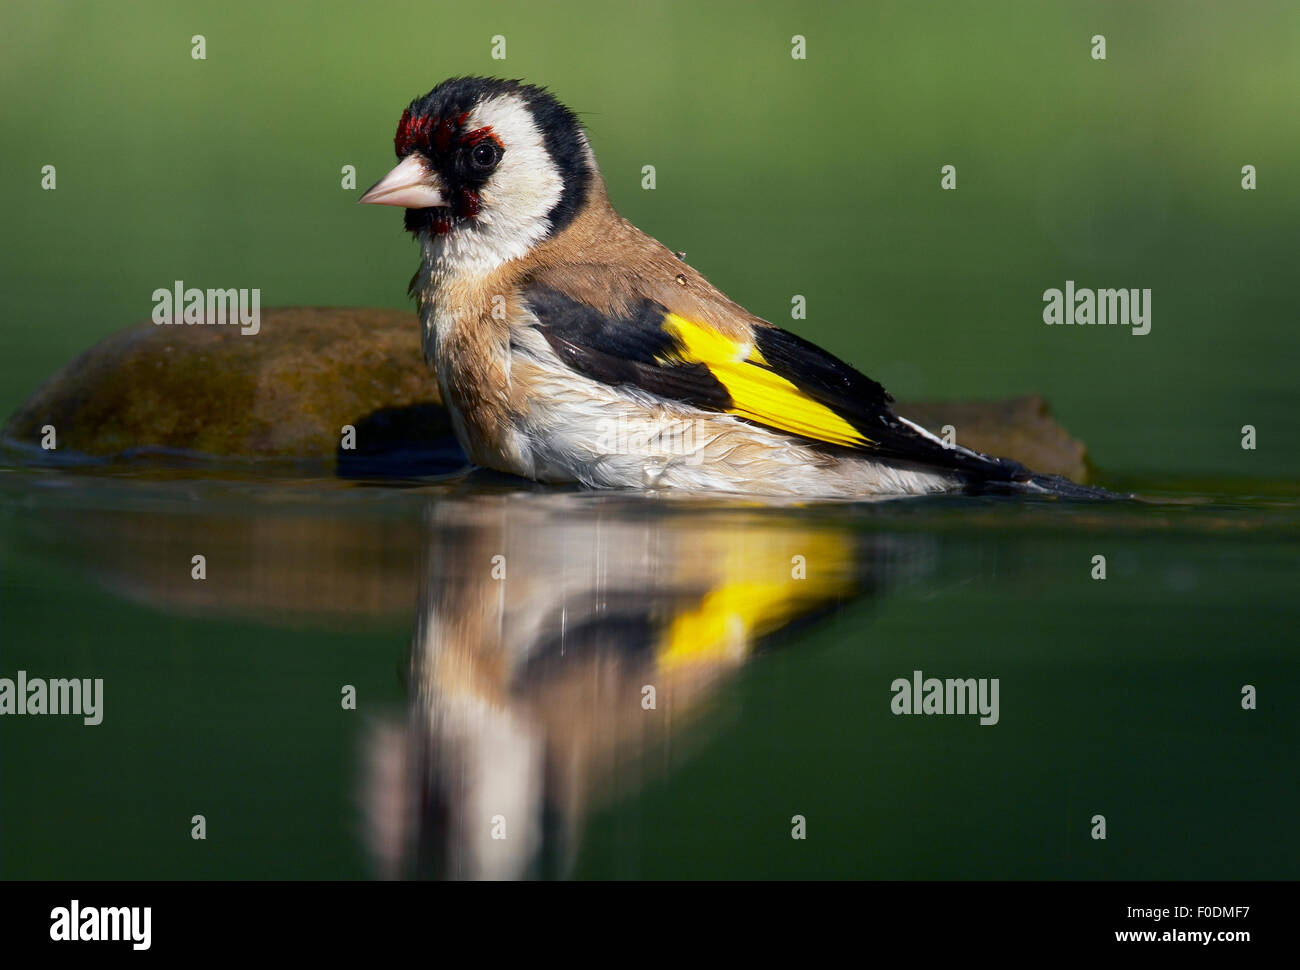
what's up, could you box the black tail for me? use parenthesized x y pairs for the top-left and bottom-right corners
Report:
(935, 443), (1123, 500)
(970, 469), (1124, 500)
(880, 419), (1124, 500)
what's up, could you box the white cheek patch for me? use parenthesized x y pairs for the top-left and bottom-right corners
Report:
(424, 94), (569, 278)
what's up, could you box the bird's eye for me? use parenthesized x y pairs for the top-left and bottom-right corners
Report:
(469, 141), (501, 172)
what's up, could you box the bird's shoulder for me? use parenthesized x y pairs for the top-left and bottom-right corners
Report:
(518, 211), (760, 342)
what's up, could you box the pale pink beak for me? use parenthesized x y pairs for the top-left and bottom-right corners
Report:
(358, 155), (446, 208)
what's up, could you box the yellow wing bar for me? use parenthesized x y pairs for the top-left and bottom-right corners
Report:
(661, 314), (871, 448)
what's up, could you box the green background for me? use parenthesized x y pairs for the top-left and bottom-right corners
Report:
(2, 0), (1297, 479)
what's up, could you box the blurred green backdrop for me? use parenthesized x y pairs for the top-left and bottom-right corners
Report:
(1, 0), (1297, 479)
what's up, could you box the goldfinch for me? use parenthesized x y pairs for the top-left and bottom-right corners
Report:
(361, 77), (1104, 499)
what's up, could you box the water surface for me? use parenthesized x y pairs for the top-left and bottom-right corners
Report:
(1, 467), (1294, 879)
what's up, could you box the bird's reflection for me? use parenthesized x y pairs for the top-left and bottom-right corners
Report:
(2, 474), (929, 879)
(363, 492), (924, 879)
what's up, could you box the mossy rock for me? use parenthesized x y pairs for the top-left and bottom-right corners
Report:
(2, 307), (457, 473)
(2, 307), (1090, 481)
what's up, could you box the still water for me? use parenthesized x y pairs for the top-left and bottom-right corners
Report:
(0, 465), (1295, 879)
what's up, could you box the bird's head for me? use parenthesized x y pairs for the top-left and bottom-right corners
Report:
(360, 77), (595, 268)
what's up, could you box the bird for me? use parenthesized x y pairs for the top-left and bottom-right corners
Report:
(360, 76), (1108, 499)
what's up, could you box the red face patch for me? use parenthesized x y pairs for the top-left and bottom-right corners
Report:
(457, 187), (481, 219)
(429, 210), (455, 235)
(394, 108), (435, 157)
(395, 109), (502, 159)
(462, 126), (502, 148)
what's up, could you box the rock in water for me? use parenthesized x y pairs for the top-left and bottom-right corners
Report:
(2, 307), (1091, 481)
(2, 307), (455, 471)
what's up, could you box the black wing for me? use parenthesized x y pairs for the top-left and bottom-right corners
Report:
(523, 282), (1031, 480)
